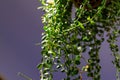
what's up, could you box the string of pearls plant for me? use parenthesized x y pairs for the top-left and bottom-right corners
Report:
(38, 0), (120, 80)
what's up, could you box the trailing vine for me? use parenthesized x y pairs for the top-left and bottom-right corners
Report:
(38, 0), (120, 80)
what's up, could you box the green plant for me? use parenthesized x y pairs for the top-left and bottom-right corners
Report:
(37, 0), (120, 80)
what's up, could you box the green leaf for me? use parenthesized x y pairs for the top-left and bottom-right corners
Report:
(87, 16), (91, 21)
(77, 46), (82, 51)
(40, 0), (46, 5)
(61, 68), (65, 72)
(43, 60), (52, 68)
(78, 22), (85, 30)
(87, 16), (95, 24)
(48, 50), (56, 57)
(74, 55), (81, 65)
(82, 36), (89, 41)
(56, 65), (61, 69)
(71, 67), (79, 76)
(44, 72), (49, 76)
(37, 63), (43, 70)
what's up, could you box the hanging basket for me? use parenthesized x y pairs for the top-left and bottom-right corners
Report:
(73, 0), (111, 9)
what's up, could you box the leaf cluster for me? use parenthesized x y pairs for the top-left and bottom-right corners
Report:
(38, 0), (120, 80)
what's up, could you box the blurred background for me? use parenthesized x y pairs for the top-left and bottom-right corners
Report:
(0, 0), (119, 80)
(0, 0), (42, 80)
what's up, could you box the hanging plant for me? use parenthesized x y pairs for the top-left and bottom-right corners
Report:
(37, 0), (120, 80)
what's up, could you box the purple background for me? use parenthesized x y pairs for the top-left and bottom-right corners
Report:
(0, 0), (119, 80)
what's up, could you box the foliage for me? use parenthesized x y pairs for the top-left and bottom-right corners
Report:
(38, 0), (120, 80)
